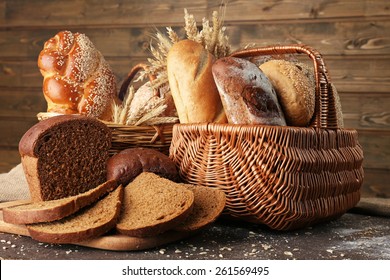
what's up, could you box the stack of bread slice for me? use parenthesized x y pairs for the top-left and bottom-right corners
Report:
(3, 172), (226, 247)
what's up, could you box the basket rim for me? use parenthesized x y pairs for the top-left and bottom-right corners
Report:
(172, 122), (357, 133)
(230, 44), (339, 130)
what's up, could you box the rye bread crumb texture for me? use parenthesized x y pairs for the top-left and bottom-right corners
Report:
(18, 115), (111, 201)
(27, 186), (123, 244)
(176, 184), (226, 232)
(116, 172), (195, 237)
(3, 180), (117, 225)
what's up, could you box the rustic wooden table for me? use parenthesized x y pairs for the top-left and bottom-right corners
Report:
(1, 212), (389, 260)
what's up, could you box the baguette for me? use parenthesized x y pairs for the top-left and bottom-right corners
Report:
(167, 39), (227, 123)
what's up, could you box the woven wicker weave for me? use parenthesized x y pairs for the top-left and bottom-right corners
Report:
(169, 44), (364, 230)
(105, 63), (176, 156)
(104, 122), (173, 156)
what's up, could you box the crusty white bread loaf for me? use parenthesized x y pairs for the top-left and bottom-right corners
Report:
(27, 185), (123, 244)
(38, 30), (117, 121)
(3, 180), (117, 225)
(259, 59), (315, 127)
(175, 185), (226, 232)
(212, 57), (286, 125)
(167, 39), (227, 123)
(19, 115), (111, 201)
(116, 172), (194, 237)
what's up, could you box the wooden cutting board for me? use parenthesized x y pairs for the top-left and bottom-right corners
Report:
(0, 200), (192, 251)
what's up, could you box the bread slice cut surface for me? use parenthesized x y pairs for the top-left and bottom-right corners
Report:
(3, 180), (117, 225)
(27, 185), (123, 244)
(116, 172), (194, 237)
(175, 185), (226, 232)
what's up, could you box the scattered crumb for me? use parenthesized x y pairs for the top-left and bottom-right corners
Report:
(261, 244), (272, 250)
(284, 251), (293, 257)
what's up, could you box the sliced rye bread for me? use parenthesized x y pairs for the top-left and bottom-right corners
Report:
(3, 180), (117, 225)
(116, 172), (194, 237)
(19, 115), (111, 201)
(174, 185), (226, 232)
(27, 185), (123, 244)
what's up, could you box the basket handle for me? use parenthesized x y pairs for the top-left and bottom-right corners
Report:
(118, 63), (159, 101)
(230, 44), (339, 129)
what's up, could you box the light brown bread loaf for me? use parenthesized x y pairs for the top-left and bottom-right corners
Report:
(27, 185), (123, 244)
(167, 39), (227, 123)
(3, 180), (117, 225)
(19, 115), (111, 201)
(116, 172), (194, 237)
(259, 59), (315, 127)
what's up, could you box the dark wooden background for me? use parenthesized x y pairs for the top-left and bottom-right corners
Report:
(0, 0), (389, 197)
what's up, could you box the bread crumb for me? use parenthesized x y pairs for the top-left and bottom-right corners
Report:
(159, 249), (166, 255)
(261, 244), (272, 250)
(220, 247), (232, 251)
(284, 251), (293, 256)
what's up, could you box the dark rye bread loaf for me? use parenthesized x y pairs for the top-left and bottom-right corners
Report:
(175, 185), (226, 232)
(107, 147), (179, 186)
(27, 185), (123, 244)
(116, 172), (194, 237)
(19, 115), (111, 201)
(3, 180), (117, 224)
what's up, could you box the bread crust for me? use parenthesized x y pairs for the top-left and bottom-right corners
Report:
(107, 148), (179, 186)
(27, 186), (123, 244)
(259, 59), (315, 127)
(212, 57), (286, 125)
(167, 39), (227, 123)
(3, 180), (117, 225)
(19, 115), (111, 201)
(38, 31), (117, 121)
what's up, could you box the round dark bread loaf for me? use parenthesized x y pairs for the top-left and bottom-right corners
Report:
(107, 148), (179, 186)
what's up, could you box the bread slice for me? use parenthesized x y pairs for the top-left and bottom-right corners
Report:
(27, 185), (123, 244)
(3, 180), (117, 225)
(116, 172), (194, 237)
(175, 185), (226, 232)
(19, 115), (111, 201)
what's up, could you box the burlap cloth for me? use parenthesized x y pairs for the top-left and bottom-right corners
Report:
(0, 164), (30, 202)
(0, 164), (389, 218)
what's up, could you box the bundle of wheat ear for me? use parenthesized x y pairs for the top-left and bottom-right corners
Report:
(111, 8), (231, 126)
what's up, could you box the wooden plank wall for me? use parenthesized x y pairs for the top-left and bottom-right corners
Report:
(0, 0), (389, 197)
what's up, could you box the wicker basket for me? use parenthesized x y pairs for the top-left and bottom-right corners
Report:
(104, 122), (173, 156)
(169, 44), (364, 230)
(104, 63), (176, 156)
